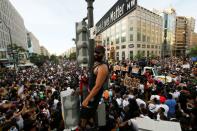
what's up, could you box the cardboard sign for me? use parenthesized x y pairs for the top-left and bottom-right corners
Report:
(132, 67), (139, 74)
(124, 76), (140, 88)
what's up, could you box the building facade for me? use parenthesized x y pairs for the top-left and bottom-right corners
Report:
(40, 46), (49, 56)
(175, 16), (196, 56)
(27, 32), (40, 55)
(157, 8), (176, 57)
(0, 0), (27, 61)
(96, 4), (163, 61)
(190, 32), (197, 48)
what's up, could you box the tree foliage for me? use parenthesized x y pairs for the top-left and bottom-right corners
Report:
(29, 53), (49, 67)
(69, 52), (76, 60)
(189, 46), (197, 57)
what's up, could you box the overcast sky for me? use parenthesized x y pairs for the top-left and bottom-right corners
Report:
(9, 0), (197, 55)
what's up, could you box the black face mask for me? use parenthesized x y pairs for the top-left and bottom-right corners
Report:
(94, 54), (103, 62)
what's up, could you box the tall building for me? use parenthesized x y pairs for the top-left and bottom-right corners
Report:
(27, 32), (41, 55)
(175, 16), (195, 56)
(0, 0), (27, 62)
(154, 8), (176, 57)
(190, 32), (197, 48)
(40, 46), (50, 56)
(96, 0), (163, 61)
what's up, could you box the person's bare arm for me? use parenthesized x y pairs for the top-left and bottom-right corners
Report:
(82, 64), (108, 107)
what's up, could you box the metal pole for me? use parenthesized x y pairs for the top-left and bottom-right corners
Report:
(85, 0), (95, 87)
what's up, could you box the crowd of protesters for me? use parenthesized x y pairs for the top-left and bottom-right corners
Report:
(100, 57), (197, 131)
(0, 61), (80, 131)
(0, 56), (196, 131)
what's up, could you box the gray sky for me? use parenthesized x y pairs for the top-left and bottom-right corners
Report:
(10, 0), (197, 55)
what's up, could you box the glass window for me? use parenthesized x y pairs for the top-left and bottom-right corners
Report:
(142, 45), (146, 48)
(130, 27), (133, 31)
(116, 52), (119, 56)
(122, 51), (125, 60)
(116, 46), (120, 50)
(142, 51), (145, 56)
(147, 51), (150, 57)
(130, 34), (133, 41)
(142, 35), (146, 42)
(137, 32), (141, 41)
(121, 45), (126, 49)
(116, 35), (120, 44)
(151, 45), (154, 48)
(147, 45), (150, 48)
(147, 36), (150, 42)
(121, 32), (126, 43)
(137, 44), (141, 48)
(130, 51), (133, 60)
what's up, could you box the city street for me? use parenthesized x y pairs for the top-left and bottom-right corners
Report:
(0, 0), (197, 131)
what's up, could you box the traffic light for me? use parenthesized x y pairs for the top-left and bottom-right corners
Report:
(75, 20), (89, 67)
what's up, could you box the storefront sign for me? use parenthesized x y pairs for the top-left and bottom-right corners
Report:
(96, 0), (137, 34)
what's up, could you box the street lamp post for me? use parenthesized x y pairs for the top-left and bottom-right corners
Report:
(0, 18), (15, 68)
(85, 0), (95, 88)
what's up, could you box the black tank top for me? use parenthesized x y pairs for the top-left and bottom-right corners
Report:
(88, 62), (108, 109)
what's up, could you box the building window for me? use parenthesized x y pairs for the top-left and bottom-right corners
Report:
(142, 45), (146, 48)
(121, 45), (126, 49)
(147, 36), (150, 42)
(130, 27), (133, 31)
(130, 34), (133, 41)
(142, 51), (145, 56)
(151, 45), (154, 48)
(137, 44), (141, 48)
(142, 35), (146, 42)
(116, 37), (120, 44)
(121, 32), (126, 43)
(122, 51), (125, 60)
(137, 32), (141, 41)
(115, 52), (119, 61)
(155, 45), (158, 49)
(147, 51), (150, 57)
(121, 37), (126, 43)
(130, 51), (133, 60)
(116, 46), (120, 50)
(116, 52), (119, 56)
(147, 45), (150, 48)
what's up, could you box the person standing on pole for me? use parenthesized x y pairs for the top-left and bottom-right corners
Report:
(81, 45), (109, 128)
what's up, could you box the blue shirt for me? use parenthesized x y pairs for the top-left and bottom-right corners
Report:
(165, 99), (176, 114)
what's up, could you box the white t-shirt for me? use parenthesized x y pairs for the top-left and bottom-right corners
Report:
(155, 104), (169, 117)
(139, 84), (144, 93)
(53, 99), (59, 109)
(136, 98), (146, 108)
(116, 98), (123, 108)
(150, 95), (160, 101)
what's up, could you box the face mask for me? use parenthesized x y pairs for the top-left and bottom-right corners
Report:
(94, 53), (103, 62)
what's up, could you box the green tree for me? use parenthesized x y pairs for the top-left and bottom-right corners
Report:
(69, 52), (76, 60)
(29, 53), (48, 67)
(50, 54), (59, 64)
(134, 52), (144, 60)
(149, 53), (157, 59)
(188, 46), (197, 57)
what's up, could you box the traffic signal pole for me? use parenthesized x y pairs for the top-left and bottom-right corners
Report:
(85, 0), (95, 88)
